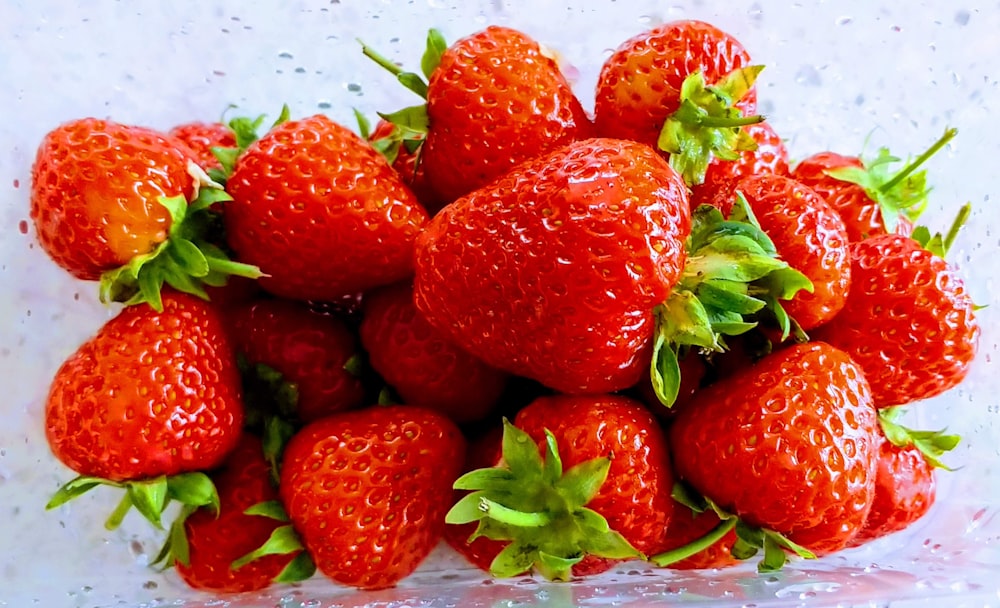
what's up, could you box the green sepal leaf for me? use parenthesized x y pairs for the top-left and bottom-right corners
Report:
(46, 476), (118, 510)
(697, 280), (764, 315)
(263, 416), (297, 480)
(244, 500), (291, 522)
(542, 431), (563, 486)
(760, 534), (787, 572)
(650, 325), (681, 408)
(421, 29), (448, 78)
(500, 419), (544, 479)
(377, 104), (430, 134)
(878, 407), (960, 470)
(396, 73), (429, 99)
(579, 526), (643, 561)
(273, 551), (316, 584)
(650, 517), (737, 567)
(167, 472), (220, 513)
(445, 491), (489, 525)
(353, 108), (372, 139)
(911, 201), (971, 259)
(453, 468), (517, 492)
(536, 551), (582, 582)
(151, 504), (196, 570)
(671, 482), (708, 514)
(126, 476), (170, 530)
(490, 541), (541, 579)
(556, 457), (610, 507)
(231, 524), (305, 569)
(343, 354), (364, 377)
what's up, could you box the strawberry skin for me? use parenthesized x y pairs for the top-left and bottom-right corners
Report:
(44, 291), (244, 482)
(169, 121), (236, 173)
(30, 118), (197, 280)
(229, 299), (365, 422)
(176, 434), (300, 592)
(279, 405), (465, 590)
(421, 26), (592, 203)
(813, 235), (979, 407)
(414, 138), (690, 394)
(359, 282), (508, 423)
(225, 115), (429, 302)
(369, 120), (443, 214)
(669, 342), (879, 554)
(737, 173), (852, 330)
(594, 20), (756, 148)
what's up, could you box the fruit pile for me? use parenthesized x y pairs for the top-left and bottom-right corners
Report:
(31, 18), (979, 595)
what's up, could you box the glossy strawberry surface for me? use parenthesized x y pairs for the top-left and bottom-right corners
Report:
(594, 20), (756, 148)
(422, 26), (592, 203)
(279, 405), (465, 590)
(44, 291), (244, 481)
(813, 234), (979, 407)
(169, 121), (236, 173)
(669, 342), (878, 554)
(414, 137), (690, 394)
(737, 173), (852, 330)
(225, 115), (428, 302)
(30, 118), (197, 280)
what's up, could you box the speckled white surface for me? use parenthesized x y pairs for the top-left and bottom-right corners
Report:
(1, 1), (999, 607)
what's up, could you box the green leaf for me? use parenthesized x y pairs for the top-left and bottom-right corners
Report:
(127, 477), (170, 530)
(536, 551), (582, 581)
(579, 526), (642, 561)
(671, 482), (708, 513)
(377, 104), (430, 133)
(478, 497), (552, 528)
(359, 38), (429, 100)
(697, 280), (764, 315)
(421, 29), (448, 78)
(711, 65), (765, 107)
(168, 505), (195, 567)
(273, 551), (316, 584)
(46, 476), (116, 509)
(650, 517), (736, 566)
(343, 354), (363, 377)
(167, 238), (210, 277)
(446, 491), (489, 525)
(231, 524), (304, 569)
(245, 500), (291, 522)
(272, 104), (291, 129)
(453, 468), (517, 492)
(556, 457), (611, 507)
(650, 326), (681, 408)
(158, 194), (188, 228)
(766, 530), (816, 560)
(686, 249), (786, 283)
(541, 431), (563, 485)
(353, 108), (372, 139)
(659, 290), (722, 350)
(397, 73), (429, 99)
(878, 408), (961, 470)
(263, 416), (296, 474)
(167, 472), (219, 512)
(501, 419), (543, 479)
(489, 541), (540, 578)
(759, 534), (787, 572)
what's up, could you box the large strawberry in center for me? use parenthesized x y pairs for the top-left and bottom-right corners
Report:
(414, 138), (690, 394)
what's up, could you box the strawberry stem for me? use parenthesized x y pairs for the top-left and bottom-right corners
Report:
(358, 39), (405, 77)
(879, 127), (957, 193)
(478, 497), (553, 528)
(649, 517), (737, 566)
(942, 202), (972, 255)
(105, 492), (134, 531)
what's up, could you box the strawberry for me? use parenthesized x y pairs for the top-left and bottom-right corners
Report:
(363, 26), (592, 203)
(655, 499), (739, 570)
(163, 434), (313, 592)
(812, 215), (979, 408)
(790, 128), (956, 241)
(667, 342), (879, 566)
(414, 137), (690, 394)
(362, 117), (444, 214)
(224, 114), (429, 302)
(359, 282), (508, 424)
(690, 121), (789, 216)
(168, 121), (236, 174)
(229, 298), (366, 423)
(30, 118), (260, 309)
(594, 19), (763, 185)
(44, 291), (244, 528)
(279, 405), (465, 590)
(735, 173), (851, 331)
(447, 395), (673, 579)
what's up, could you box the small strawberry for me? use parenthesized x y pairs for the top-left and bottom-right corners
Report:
(668, 342), (879, 567)
(360, 116), (444, 214)
(44, 291), (244, 529)
(735, 173), (852, 331)
(363, 26), (592, 203)
(159, 434), (313, 593)
(30, 118), (260, 309)
(594, 20), (763, 185)
(168, 121), (237, 174)
(812, 209), (980, 407)
(279, 405), (465, 590)
(790, 128), (956, 241)
(229, 298), (366, 423)
(447, 395), (674, 580)
(359, 282), (508, 424)
(225, 114), (429, 302)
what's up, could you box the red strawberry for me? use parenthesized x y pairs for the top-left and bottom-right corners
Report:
(225, 114), (429, 302)
(229, 299), (365, 423)
(366, 119), (444, 214)
(594, 20), (762, 185)
(447, 395), (674, 580)
(812, 229), (979, 408)
(690, 121), (789, 216)
(30, 118), (258, 308)
(170, 434), (311, 592)
(656, 501), (739, 570)
(279, 405), (465, 590)
(414, 138), (690, 394)
(364, 26), (592, 203)
(169, 121), (236, 173)
(736, 173), (851, 331)
(360, 282), (508, 424)
(790, 128), (956, 241)
(669, 342), (879, 563)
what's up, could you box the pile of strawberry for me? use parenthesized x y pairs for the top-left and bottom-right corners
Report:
(31, 18), (980, 595)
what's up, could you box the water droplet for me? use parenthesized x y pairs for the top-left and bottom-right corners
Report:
(18, 220), (28, 234)
(295, 67), (306, 74)
(278, 51), (294, 59)
(12, 179), (19, 188)
(955, 10), (971, 25)
(836, 16), (853, 25)
(346, 83), (363, 95)
(317, 100), (332, 110)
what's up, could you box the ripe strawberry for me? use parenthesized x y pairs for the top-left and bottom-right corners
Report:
(414, 137), (690, 394)
(812, 228), (979, 408)
(225, 114), (429, 302)
(690, 121), (789, 216)
(364, 118), (444, 214)
(359, 282), (508, 424)
(736, 173), (851, 331)
(229, 299), (366, 423)
(790, 128), (956, 242)
(279, 405), (465, 590)
(447, 395), (674, 579)
(669, 342), (879, 562)
(594, 20), (763, 185)
(168, 434), (312, 592)
(30, 118), (258, 308)
(364, 26), (592, 203)
(655, 500), (739, 570)
(169, 121), (236, 173)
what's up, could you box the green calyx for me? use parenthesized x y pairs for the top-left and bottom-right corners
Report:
(878, 407), (961, 471)
(445, 419), (643, 581)
(824, 127), (957, 235)
(651, 197), (813, 407)
(651, 483), (815, 573)
(911, 201), (971, 259)
(209, 104), (291, 183)
(98, 165), (263, 312)
(237, 356), (302, 483)
(658, 65), (766, 186)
